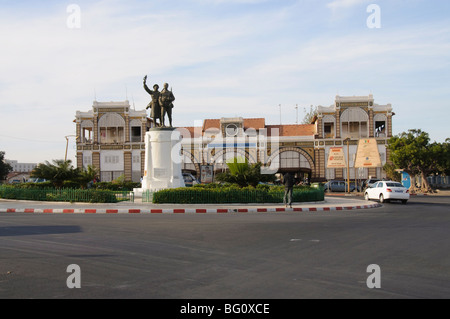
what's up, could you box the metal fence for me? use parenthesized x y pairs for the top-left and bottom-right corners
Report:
(0, 186), (134, 203)
(148, 187), (324, 204)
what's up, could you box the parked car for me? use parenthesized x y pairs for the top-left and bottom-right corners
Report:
(183, 173), (199, 187)
(364, 181), (410, 204)
(324, 180), (360, 192)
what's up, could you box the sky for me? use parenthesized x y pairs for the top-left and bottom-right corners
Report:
(0, 0), (449, 164)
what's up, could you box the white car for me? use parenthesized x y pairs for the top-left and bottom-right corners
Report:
(364, 181), (410, 204)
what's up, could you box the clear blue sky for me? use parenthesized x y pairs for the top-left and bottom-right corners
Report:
(1, 0), (449, 163)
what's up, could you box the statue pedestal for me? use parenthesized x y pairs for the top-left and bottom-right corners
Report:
(134, 128), (185, 197)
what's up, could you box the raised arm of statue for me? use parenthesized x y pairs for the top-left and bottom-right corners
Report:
(143, 75), (153, 95)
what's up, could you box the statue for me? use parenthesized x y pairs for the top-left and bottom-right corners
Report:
(159, 83), (175, 127)
(143, 75), (162, 127)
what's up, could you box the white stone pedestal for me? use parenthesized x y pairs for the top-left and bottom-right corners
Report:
(134, 128), (185, 197)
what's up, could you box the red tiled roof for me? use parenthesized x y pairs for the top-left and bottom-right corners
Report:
(266, 124), (316, 137)
(179, 119), (315, 137)
(203, 119), (221, 132)
(243, 118), (265, 130)
(176, 127), (202, 138)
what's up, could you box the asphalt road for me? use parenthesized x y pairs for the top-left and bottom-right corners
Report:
(1, 196), (449, 299)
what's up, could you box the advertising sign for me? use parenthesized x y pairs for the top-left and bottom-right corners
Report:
(200, 165), (214, 184)
(327, 147), (347, 168)
(354, 139), (382, 168)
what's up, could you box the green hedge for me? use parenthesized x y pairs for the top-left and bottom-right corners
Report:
(152, 184), (324, 204)
(0, 186), (121, 203)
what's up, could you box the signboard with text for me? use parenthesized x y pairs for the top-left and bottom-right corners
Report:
(327, 147), (347, 168)
(354, 139), (382, 168)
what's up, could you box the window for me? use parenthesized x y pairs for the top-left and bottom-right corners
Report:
(341, 108), (369, 139)
(322, 115), (336, 139)
(131, 126), (141, 142)
(81, 120), (94, 143)
(226, 124), (239, 137)
(98, 113), (125, 144)
(279, 151), (311, 169)
(374, 114), (387, 138)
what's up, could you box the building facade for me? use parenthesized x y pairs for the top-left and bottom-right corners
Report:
(75, 101), (152, 182)
(74, 95), (393, 183)
(179, 95), (393, 183)
(5, 160), (37, 173)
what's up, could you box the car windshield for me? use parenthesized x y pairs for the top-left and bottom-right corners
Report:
(386, 182), (404, 188)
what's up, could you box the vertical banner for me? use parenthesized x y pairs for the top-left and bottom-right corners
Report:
(327, 147), (347, 168)
(201, 165), (214, 184)
(354, 139), (382, 168)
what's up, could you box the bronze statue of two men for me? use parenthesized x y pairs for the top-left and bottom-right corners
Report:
(143, 75), (175, 128)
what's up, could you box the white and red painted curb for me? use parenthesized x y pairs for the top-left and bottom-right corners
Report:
(0, 204), (381, 214)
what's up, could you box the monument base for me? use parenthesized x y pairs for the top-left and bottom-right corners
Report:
(135, 127), (185, 195)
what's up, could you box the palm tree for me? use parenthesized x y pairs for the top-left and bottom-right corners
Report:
(31, 159), (79, 188)
(78, 165), (99, 188)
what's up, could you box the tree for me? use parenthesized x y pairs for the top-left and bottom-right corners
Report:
(31, 159), (80, 188)
(387, 129), (448, 193)
(215, 157), (275, 187)
(302, 105), (318, 124)
(77, 165), (99, 188)
(0, 151), (13, 182)
(383, 163), (401, 182)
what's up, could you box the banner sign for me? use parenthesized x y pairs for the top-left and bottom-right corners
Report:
(327, 147), (347, 168)
(354, 139), (382, 168)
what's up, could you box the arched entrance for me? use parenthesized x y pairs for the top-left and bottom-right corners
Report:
(267, 147), (314, 184)
(180, 150), (201, 178)
(210, 149), (255, 174)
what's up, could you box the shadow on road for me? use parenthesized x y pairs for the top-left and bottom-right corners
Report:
(0, 225), (82, 237)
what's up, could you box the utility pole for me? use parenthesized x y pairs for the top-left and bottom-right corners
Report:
(65, 135), (79, 162)
(279, 104), (282, 125)
(344, 137), (351, 193)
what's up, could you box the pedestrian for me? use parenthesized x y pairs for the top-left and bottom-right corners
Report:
(283, 172), (295, 208)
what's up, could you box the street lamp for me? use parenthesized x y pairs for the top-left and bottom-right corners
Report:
(65, 135), (79, 161)
(279, 104), (282, 125)
(344, 137), (351, 193)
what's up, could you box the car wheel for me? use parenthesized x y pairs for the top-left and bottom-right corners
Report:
(379, 194), (385, 203)
(402, 200), (408, 205)
(364, 193), (370, 201)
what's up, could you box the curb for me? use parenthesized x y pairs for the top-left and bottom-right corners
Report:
(0, 204), (381, 214)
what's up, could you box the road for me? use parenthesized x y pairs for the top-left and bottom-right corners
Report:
(0, 195), (449, 299)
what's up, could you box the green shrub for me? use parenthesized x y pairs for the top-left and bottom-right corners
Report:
(0, 186), (119, 203)
(152, 184), (324, 204)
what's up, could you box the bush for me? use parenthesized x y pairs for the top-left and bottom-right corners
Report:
(152, 184), (324, 204)
(0, 186), (119, 203)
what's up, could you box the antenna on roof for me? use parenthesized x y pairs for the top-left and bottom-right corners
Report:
(94, 88), (97, 101)
(125, 84), (128, 100)
(132, 95), (136, 111)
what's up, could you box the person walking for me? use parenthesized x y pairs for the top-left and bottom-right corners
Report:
(283, 172), (295, 208)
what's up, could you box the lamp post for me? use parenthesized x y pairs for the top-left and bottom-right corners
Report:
(279, 104), (282, 124)
(65, 135), (79, 161)
(344, 137), (351, 193)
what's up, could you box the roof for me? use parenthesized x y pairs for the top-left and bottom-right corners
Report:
(180, 118), (316, 138)
(176, 127), (203, 138)
(203, 119), (221, 132)
(265, 124), (316, 137)
(243, 118), (265, 130)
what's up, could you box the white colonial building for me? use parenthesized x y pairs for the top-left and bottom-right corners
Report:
(75, 101), (152, 182)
